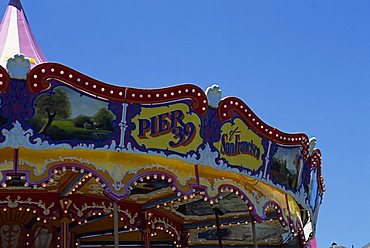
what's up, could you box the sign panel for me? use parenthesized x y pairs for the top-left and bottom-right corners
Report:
(269, 145), (303, 190)
(215, 118), (265, 170)
(130, 102), (203, 155)
(28, 86), (117, 141)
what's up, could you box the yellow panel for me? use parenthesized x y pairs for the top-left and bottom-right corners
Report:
(18, 148), (197, 195)
(0, 148), (14, 181)
(131, 103), (203, 154)
(214, 118), (265, 170)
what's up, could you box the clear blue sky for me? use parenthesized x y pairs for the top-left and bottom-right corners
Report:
(3, 0), (370, 247)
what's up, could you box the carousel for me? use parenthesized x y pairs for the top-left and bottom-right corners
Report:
(0, 0), (324, 247)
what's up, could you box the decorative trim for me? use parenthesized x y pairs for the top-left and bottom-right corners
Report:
(310, 149), (325, 194)
(72, 201), (138, 225)
(218, 97), (309, 158)
(6, 54), (30, 80)
(26, 63), (208, 115)
(0, 195), (55, 216)
(0, 65), (10, 93)
(150, 217), (181, 241)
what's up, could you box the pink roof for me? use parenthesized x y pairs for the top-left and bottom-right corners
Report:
(0, 0), (46, 68)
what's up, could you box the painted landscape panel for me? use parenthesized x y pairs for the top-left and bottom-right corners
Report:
(29, 86), (115, 141)
(270, 146), (303, 190)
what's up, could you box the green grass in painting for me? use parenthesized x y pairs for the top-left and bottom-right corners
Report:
(48, 120), (112, 141)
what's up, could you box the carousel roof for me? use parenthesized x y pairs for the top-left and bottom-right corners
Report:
(0, 0), (46, 68)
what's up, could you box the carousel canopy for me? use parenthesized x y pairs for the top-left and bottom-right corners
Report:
(0, 1), (324, 248)
(0, 0), (46, 68)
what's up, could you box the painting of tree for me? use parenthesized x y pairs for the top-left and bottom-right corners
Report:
(92, 108), (114, 131)
(33, 89), (72, 134)
(28, 86), (115, 141)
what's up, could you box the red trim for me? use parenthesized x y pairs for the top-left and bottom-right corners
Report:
(218, 96), (309, 158)
(0, 65), (10, 93)
(310, 149), (325, 194)
(26, 63), (208, 115)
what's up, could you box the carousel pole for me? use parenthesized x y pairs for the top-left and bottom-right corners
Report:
(213, 207), (224, 248)
(180, 230), (190, 248)
(142, 212), (150, 248)
(60, 199), (71, 248)
(251, 219), (258, 248)
(61, 218), (70, 248)
(113, 202), (119, 248)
